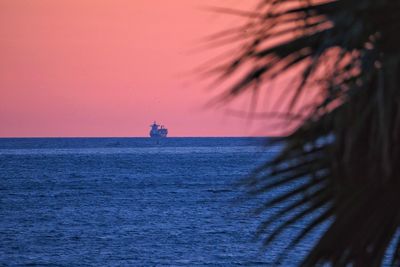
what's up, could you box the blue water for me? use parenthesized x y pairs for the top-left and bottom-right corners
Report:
(0, 138), (314, 266)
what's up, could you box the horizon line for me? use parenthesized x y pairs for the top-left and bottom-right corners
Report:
(0, 135), (278, 139)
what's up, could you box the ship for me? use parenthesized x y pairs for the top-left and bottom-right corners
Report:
(149, 121), (168, 138)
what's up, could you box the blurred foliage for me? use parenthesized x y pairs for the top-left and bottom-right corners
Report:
(209, 0), (400, 265)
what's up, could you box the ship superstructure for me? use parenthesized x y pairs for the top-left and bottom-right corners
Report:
(149, 121), (168, 138)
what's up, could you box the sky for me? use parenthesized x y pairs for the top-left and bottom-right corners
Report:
(0, 0), (290, 137)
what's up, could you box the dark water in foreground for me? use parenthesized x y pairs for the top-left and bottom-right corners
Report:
(1, 138), (323, 266)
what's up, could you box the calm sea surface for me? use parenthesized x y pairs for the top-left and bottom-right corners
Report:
(1, 138), (321, 266)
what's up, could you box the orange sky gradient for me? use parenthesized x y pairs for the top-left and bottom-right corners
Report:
(0, 0), (290, 137)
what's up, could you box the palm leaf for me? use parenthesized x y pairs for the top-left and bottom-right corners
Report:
(209, 0), (400, 265)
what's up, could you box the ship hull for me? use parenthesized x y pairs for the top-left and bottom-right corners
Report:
(150, 133), (167, 138)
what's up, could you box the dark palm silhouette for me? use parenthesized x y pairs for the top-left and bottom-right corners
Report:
(208, 0), (400, 265)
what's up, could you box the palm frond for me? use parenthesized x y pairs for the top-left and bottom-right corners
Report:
(210, 0), (400, 265)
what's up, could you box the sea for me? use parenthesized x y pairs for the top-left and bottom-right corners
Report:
(0, 137), (325, 266)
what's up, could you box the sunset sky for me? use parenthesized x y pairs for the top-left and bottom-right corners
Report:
(0, 0), (288, 137)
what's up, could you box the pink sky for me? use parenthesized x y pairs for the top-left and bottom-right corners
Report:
(0, 0), (290, 137)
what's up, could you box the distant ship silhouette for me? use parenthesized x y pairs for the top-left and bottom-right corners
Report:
(149, 121), (168, 138)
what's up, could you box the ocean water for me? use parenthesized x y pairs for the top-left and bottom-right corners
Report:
(0, 137), (315, 266)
